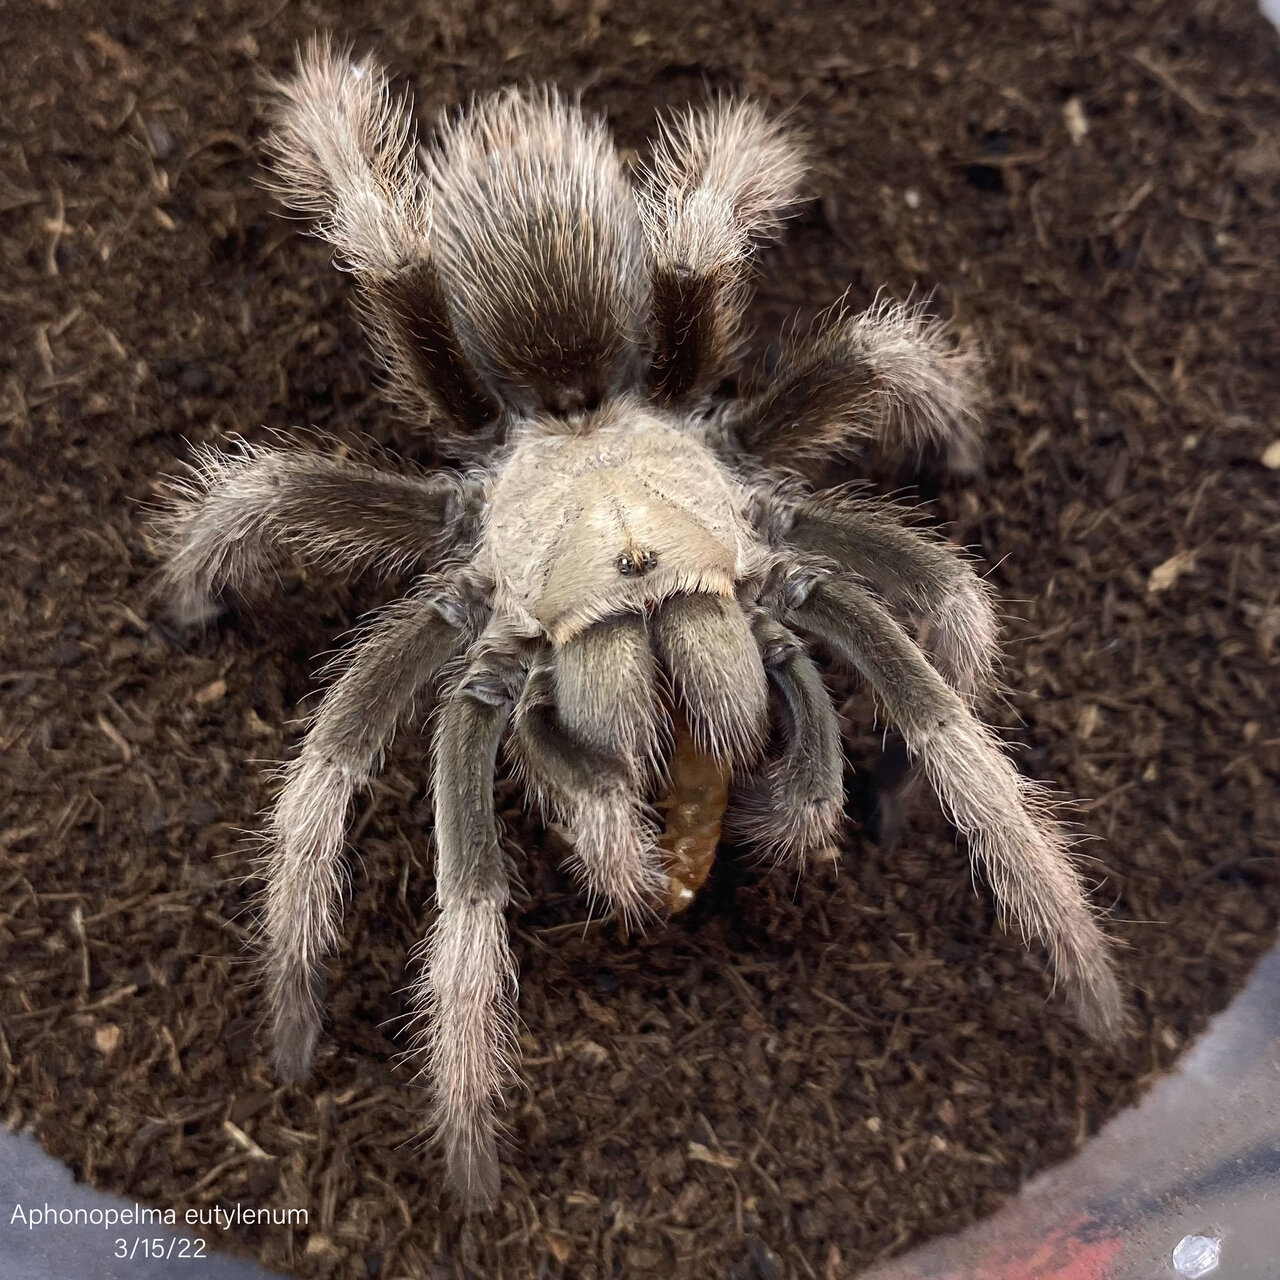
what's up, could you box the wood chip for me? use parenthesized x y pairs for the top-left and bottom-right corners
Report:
(1063, 96), (1089, 144)
(687, 1142), (740, 1170)
(1148, 550), (1197, 593)
(93, 1023), (122, 1055)
(194, 678), (227, 705)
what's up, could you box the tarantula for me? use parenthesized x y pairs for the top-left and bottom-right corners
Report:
(157, 39), (1123, 1208)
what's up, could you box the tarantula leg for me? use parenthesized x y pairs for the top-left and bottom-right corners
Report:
(724, 296), (985, 478)
(650, 593), (769, 768)
(416, 638), (525, 1210)
(758, 491), (997, 853)
(264, 39), (498, 438)
(654, 706), (730, 913)
(263, 585), (475, 1082)
(727, 613), (844, 865)
(638, 100), (805, 402)
(511, 663), (665, 923)
(860, 731), (919, 851)
(156, 442), (477, 626)
(762, 492), (999, 698)
(776, 568), (1125, 1042)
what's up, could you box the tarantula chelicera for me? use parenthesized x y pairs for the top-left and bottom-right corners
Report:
(157, 39), (1123, 1208)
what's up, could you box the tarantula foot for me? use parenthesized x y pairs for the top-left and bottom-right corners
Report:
(918, 431), (985, 487)
(443, 1115), (503, 1212)
(864, 791), (905, 850)
(271, 1006), (321, 1083)
(729, 769), (844, 866)
(1064, 956), (1129, 1045)
(165, 581), (226, 630)
(843, 731), (915, 849)
(859, 732), (918, 849)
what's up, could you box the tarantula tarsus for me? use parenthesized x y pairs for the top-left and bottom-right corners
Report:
(157, 38), (1124, 1208)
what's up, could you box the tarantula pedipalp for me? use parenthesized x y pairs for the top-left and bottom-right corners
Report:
(157, 38), (1124, 1209)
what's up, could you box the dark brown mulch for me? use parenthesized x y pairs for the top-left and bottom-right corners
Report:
(3, 0), (1279, 1277)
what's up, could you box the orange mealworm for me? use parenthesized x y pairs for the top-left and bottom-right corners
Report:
(655, 710), (731, 913)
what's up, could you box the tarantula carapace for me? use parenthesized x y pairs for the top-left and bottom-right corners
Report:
(157, 39), (1123, 1208)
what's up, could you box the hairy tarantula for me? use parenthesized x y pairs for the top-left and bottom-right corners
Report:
(157, 39), (1124, 1208)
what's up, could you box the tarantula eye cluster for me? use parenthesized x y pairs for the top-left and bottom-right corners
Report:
(616, 549), (657, 576)
(156, 36), (1123, 1209)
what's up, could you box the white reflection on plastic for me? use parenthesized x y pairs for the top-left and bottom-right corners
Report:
(1172, 1234), (1222, 1278)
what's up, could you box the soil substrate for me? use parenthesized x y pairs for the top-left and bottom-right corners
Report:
(2, 0), (1279, 1277)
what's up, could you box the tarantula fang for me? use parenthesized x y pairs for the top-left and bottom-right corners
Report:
(156, 38), (1124, 1209)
